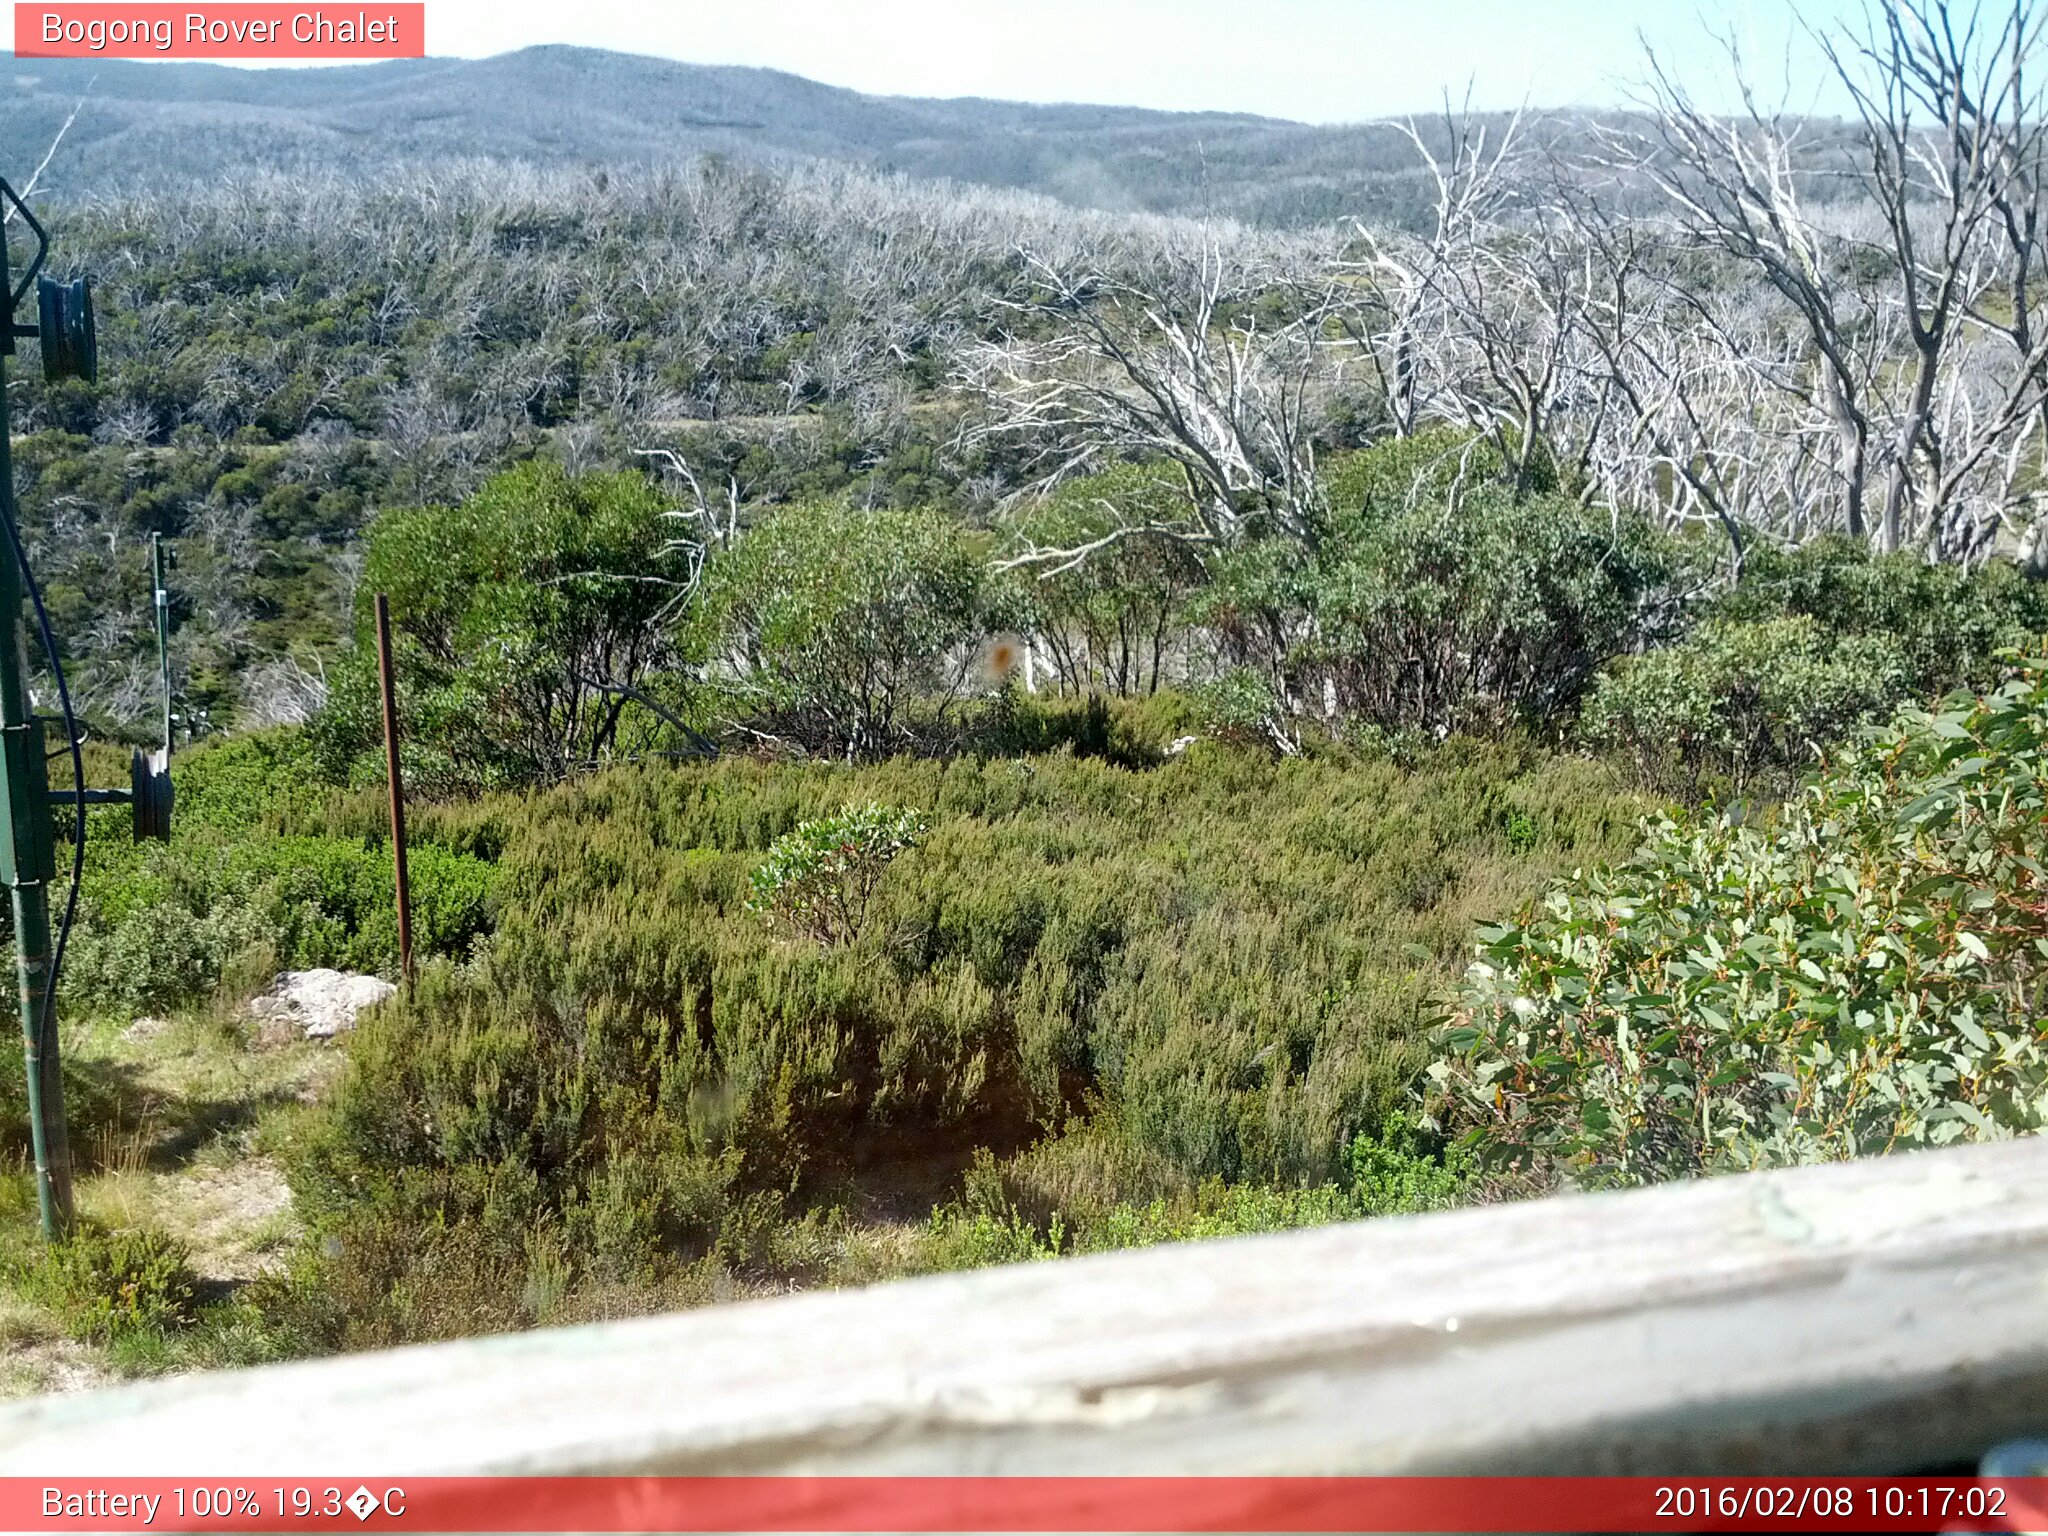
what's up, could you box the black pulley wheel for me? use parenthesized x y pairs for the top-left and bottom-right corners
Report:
(37, 274), (94, 385)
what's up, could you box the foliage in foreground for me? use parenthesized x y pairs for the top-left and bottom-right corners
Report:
(15, 1220), (200, 1345)
(0, 1172), (310, 1385)
(915, 1110), (1472, 1270)
(1437, 652), (2048, 1187)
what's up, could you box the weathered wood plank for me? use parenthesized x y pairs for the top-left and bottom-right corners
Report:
(4, 1138), (2046, 1475)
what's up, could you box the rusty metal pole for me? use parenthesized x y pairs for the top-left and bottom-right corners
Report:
(373, 594), (414, 990)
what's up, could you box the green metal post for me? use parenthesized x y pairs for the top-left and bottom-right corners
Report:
(152, 533), (170, 756)
(0, 355), (69, 1240)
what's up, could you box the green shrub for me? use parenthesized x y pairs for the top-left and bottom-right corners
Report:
(61, 733), (500, 1017)
(63, 894), (273, 1016)
(21, 1223), (200, 1343)
(1074, 1182), (1367, 1251)
(1344, 1111), (1470, 1215)
(1582, 616), (1914, 793)
(1586, 537), (2048, 789)
(1190, 431), (1674, 739)
(916, 1114), (1469, 1268)
(283, 732), (1641, 1340)
(312, 462), (703, 790)
(968, 685), (1174, 765)
(1000, 463), (1206, 697)
(66, 830), (497, 1015)
(1319, 425), (1555, 515)
(918, 1203), (1064, 1272)
(1436, 654), (2048, 1187)
(746, 803), (928, 946)
(1302, 481), (1673, 732)
(697, 502), (990, 758)
(1191, 668), (1284, 749)
(1502, 810), (1539, 854)
(1712, 536), (2048, 689)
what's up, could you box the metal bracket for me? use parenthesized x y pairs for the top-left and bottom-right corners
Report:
(0, 717), (53, 887)
(0, 179), (47, 358)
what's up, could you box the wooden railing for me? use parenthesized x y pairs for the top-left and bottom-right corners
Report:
(3, 1137), (2046, 1476)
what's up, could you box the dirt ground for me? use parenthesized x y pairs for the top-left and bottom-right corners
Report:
(0, 1000), (347, 1398)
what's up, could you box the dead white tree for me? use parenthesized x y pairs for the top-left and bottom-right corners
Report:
(961, 235), (1358, 567)
(1608, 1), (2048, 562)
(1818, 0), (2046, 554)
(629, 444), (743, 621)
(1340, 106), (1532, 443)
(1608, 33), (1889, 547)
(1340, 103), (1614, 495)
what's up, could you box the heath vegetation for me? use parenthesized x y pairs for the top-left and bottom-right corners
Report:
(4, 0), (2048, 1384)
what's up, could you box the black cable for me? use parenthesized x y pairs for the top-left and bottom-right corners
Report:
(0, 507), (84, 1055)
(0, 183), (82, 1056)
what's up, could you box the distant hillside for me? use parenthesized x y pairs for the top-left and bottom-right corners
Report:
(0, 46), (1466, 226)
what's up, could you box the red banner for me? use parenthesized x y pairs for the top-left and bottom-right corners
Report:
(5, 1477), (2048, 1532)
(14, 5), (424, 58)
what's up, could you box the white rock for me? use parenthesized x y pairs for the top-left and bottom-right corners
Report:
(248, 969), (397, 1040)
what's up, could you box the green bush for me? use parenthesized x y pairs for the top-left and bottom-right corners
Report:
(1711, 536), (2048, 689)
(282, 730), (1642, 1344)
(1581, 617), (1913, 793)
(1582, 538), (2048, 789)
(746, 803), (928, 946)
(1191, 668), (1285, 749)
(1343, 1110), (1470, 1215)
(1191, 431), (1675, 738)
(918, 1202), (1064, 1272)
(1069, 1181), (1374, 1253)
(1301, 478), (1673, 732)
(1318, 425), (1556, 516)
(21, 1223), (200, 1343)
(1435, 654), (2048, 1188)
(1000, 463), (1206, 697)
(63, 894), (273, 1017)
(312, 462), (702, 790)
(917, 1113), (1469, 1268)
(60, 732), (499, 1017)
(697, 503), (990, 758)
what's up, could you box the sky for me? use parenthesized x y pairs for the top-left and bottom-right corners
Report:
(407, 0), (1851, 121)
(386, 0), (1853, 121)
(7, 1), (1856, 122)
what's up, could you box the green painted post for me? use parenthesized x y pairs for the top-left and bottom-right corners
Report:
(0, 366), (69, 1240)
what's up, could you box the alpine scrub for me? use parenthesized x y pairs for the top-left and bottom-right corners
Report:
(1435, 652), (2048, 1187)
(270, 735), (1640, 1347)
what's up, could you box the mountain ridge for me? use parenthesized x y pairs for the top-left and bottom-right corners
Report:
(0, 44), (1445, 225)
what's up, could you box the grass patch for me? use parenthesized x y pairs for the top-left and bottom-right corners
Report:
(0, 987), (332, 1395)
